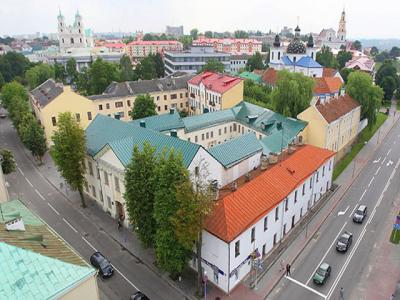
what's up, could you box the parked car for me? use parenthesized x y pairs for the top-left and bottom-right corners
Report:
(336, 231), (353, 252)
(130, 291), (150, 300)
(353, 205), (367, 223)
(313, 262), (331, 285)
(0, 113), (6, 118)
(90, 251), (114, 278)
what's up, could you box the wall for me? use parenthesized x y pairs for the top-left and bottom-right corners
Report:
(297, 106), (327, 148)
(0, 164), (9, 203)
(60, 274), (100, 300)
(221, 81), (244, 110)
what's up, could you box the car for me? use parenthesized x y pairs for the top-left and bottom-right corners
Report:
(90, 251), (114, 278)
(353, 205), (367, 223)
(313, 262), (331, 285)
(130, 291), (150, 300)
(0, 113), (6, 118)
(336, 231), (353, 252)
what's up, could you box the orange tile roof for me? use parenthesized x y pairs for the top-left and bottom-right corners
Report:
(313, 77), (343, 94)
(205, 145), (335, 242)
(316, 94), (360, 123)
(261, 68), (277, 86)
(188, 71), (243, 94)
(322, 68), (337, 77)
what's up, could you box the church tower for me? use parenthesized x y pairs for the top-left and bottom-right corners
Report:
(57, 10), (66, 49)
(337, 10), (346, 42)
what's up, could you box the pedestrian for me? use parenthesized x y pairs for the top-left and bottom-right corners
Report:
(279, 259), (285, 271)
(117, 219), (122, 230)
(286, 263), (291, 276)
(339, 287), (344, 300)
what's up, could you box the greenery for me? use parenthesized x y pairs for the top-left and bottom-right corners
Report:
(370, 46), (379, 56)
(25, 63), (54, 89)
(340, 68), (354, 84)
(246, 52), (264, 71)
(375, 51), (390, 63)
(54, 62), (67, 82)
(129, 94), (157, 119)
(153, 53), (165, 78)
(87, 58), (119, 95)
(134, 54), (165, 80)
(333, 112), (387, 180)
(244, 80), (272, 109)
(272, 70), (314, 117)
(316, 46), (338, 68)
(204, 31), (213, 38)
(0, 81), (28, 109)
(18, 115), (47, 164)
(390, 224), (400, 244)
(66, 58), (78, 82)
(143, 33), (175, 41)
(178, 35), (193, 50)
(336, 50), (353, 69)
(389, 46), (400, 59)
(119, 55), (135, 81)
(0, 148), (16, 174)
(0, 52), (30, 83)
(375, 60), (399, 100)
(352, 40), (362, 51)
(51, 112), (87, 208)
(190, 29), (199, 40)
(200, 59), (224, 73)
(234, 30), (249, 38)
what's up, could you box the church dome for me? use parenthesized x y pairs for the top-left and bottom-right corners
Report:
(273, 34), (281, 47)
(287, 39), (306, 54)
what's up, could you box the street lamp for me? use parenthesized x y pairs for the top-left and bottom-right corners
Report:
(203, 271), (208, 300)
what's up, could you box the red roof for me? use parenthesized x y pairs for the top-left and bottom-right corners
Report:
(316, 94), (360, 123)
(205, 145), (335, 242)
(127, 40), (181, 46)
(322, 68), (337, 77)
(313, 77), (343, 94)
(104, 43), (126, 49)
(188, 72), (243, 94)
(261, 68), (277, 86)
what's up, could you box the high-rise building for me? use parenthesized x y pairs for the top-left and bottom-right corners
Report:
(166, 25), (184, 38)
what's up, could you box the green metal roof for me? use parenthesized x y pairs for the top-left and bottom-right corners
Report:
(208, 133), (263, 168)
(0, 243), (95, 300)
(182, 109), (236, 132)
(0, 200), (43, 226)
(239, 72), (262, 83)
(130, 111), (184, 132)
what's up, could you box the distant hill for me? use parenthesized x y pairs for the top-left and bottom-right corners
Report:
(359, 39), (400, 51)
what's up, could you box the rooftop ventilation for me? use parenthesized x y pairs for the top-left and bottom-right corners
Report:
(286, 167), (295, 175)
(268, 153), (279, 164)
(170, 129), (178, 138)
(246, 115), (258, 122)
(5, 217), (26, 231)
(230, 181), (237, 191)
(170, 108), (175, 114)
(139, 120), (146, 128)
(260, 155), (269, 170)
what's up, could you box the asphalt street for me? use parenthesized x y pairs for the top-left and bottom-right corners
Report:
(269, 117), (400, 300)
(0, 114), (185, 300)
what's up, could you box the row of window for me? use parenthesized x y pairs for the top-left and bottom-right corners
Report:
(51, 111), (92, 126)
(99, 100), (130, 111)
(85, 160), (121, 193)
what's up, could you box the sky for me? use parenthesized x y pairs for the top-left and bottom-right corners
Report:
(1, 0), (399, 39)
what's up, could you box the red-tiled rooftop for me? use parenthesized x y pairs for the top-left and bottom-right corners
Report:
(188, 72), (243, 94)
(313, 77), (343, 94)
(193, 38), (262, 45)
(261, 68), (277, 86)
(204, 145), (335, 242)
(316, 94), (360, 123)
(322, 68), (338, 78)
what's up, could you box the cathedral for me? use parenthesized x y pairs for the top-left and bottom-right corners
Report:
(315, 10), (347, 49)
(57, 10), (94, 53)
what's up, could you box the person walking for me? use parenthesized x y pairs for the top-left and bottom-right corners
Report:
(286, 263), (291, 276)
(117, 219), (122, 230)
(339, 287), (344, 300)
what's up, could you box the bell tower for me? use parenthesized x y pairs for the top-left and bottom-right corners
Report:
(337, 9), (346, 42)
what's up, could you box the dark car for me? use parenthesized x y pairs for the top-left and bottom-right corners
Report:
(0, 113), (6, 118)
(90, 251), (114, 278)
(336, 231), (353, 252)
(130, 291), (150, 300)
(353, 205), (367, 223)
(313, 262), (331, 285)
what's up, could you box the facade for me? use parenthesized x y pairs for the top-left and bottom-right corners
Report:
(230, 54), (251, 74)
(164, 47), (231, 75)
(192, 38), (262, 55)
(200, 145), (335, 293)
(345, 56), (375, 74)
(297, 94), (361, 161)
(126, 40), (183, 59)
(187, 72), (244, 115)
(166, 25), (184, 38)
(316, 10), (347, 49)
(0, 199), (99, 300)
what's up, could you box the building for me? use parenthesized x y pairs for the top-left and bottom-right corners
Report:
(187, 72), (244, 115)
(0, 44), (13, 55)
(192, 38), (262, 55)
(345, 56), (375, 74)
(0, 155), (9, 203)
(166, 25), (184, 38)
(29, 79), (96, 144)
(88, 73), (195, 118)
(200, 144), (335, 293)
(126, 40), (183, 59)
(164, 47), (231, 76)
(269, 26), (322, 78)
(312, 76), (344, 99)
(297, 94), (361, 161)
(316, 10), (347, 49)
(57, 10), (94, 53)
(238, 71), (262, 83)
(0, 199), (99, 299)
(230, 54), (251, 74)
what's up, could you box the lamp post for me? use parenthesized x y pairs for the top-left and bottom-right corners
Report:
(203, 271), (208, 300)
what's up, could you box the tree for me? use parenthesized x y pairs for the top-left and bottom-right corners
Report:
(0, 148), (16, 174)
(178, 35), (192, 50)
(0, 73), (5, 90)
(129, 94), (157, 119)
(244, 79), (273, 108)
(261, 42), (269, 53)
(171, 162), (215, 295)
(54, 62), (66, 82)
(336, 50), (353, 69)
(234, 30), (249, 39)
(272, 70), (314, 117)
(51, 112), (87, 207)
(66, 58), (78, 82)
(352, 40), (362, 51)
(204, 31), (213, 38)
(375, 51), (390, 63)
(246, 52), (264, 71)
(119, 55), (134, 81)
(389, 46), (400, 59)
(153, 53), (165, 78)
(370, 46), (379, 56)
(124, 142), (157, 247)
(135, 57), (157, 80)
(339, 68), (354, 84)
(316, 46), (338, 68)
(200, 59), (225, 73)
(76, 67), (90, 95)
(87, 58), (119, 95)
(25, 64), (55, 89)
(190, 29), (198, 40)
(19, 116), (47, 163)
(375, 60), (399, 87)
(0, 81), (27, 109)
(380, 76), (397, 100)
(0, 52), (29, 82)
(8, 95), (30, 129)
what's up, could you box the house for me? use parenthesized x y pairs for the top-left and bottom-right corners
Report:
(193, 38), (262, 55)
(126, 40), (183, 59)
(230, 54), (252, 74)
(187, 72), (244, 115)
(0, 199), (99, 299)
(312, 77), (344, 99)
(345, 57), (375, 74)
(297, 94), (361, 161)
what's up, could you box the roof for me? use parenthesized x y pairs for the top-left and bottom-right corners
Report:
(188, 72), (243, 94)
(30, 79), (63, 108)
(262, 68), (277, 86)
(208, 133), (263, 168)
(89, 74), (194, 100)
(130, 110), (184, 132)
(315, 94), (360, 123)
(204, 145), (335, 242)
(193, 38), (262, 45)
(345, 57), (375, 72)
(281, 56), (322, 68)
(104, 43), (125, 49)
(313, 77), (343, 94)
(322, 68), (338, 77)
(0, 200), (96, 300)
(231, 54), (252, 60)
(127, 40), (182, 46)
(239, 71), (262, 83)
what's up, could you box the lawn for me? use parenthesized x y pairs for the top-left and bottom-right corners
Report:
(333, 112), (388, 180)
(381, 100), (391, 109)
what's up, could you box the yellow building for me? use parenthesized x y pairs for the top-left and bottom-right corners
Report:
(30, 79), (96, 144)
(187, 72), (244, 115)
(298, 94), (361, 162)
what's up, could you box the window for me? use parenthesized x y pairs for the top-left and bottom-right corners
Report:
(99, 104), (103, 110)
(238, 124), (241, 132)
(180, 93), (183, 98)
(201, 133), (205, 140)
(96, 168), (100, 179)
(106, 103), (110, 109)
(52, 117), (57, 126)
(329, 160), (332, 171)
(294, 190), (298, 203)
(164, 105), (168, 110)
(157, 106), (161, 112)
(251, 227), (255, 242)
(264, 216), (268, 231)
(104, 171), (109, 186)
(88, 161), (93, 176)
(84, 181), (88, 192)
(171, 94), (177, 100)
(194, 166), (199, 175)
(164, 95), (167, 100)
(75, 113), (80, 122)
(224, 127), (227, 134)
(156, 96), (160, 101)
(115, 101), (123, 108)
(186, 92), (188, 97)
(322, 166), (325, 177)
(285, 198), (288, 211)
(195, 136), (198, 143)
(114, 176), (120, 192)
(119, 112), (124, 118)
(275, 207), (279, 221)
(233, 123), (237, 131)
(107, 196), (112, 208)
(235, 241), (240, 257)
(210, 131), (213, 138)
(188, 137), (191, 142)
(206, 132), (209, 139)
(230, 126), (232, 133)
(92, 186), (96, 198)
(273, 233), (277, 246)
(302, 184), (305, 196)
(180, 103), (183, 108)
(127, 100), (131, 107)
(310, 178), (312, 189)
(219, 129), (222, 135)
(262, 244), (266, 256)
(316, 172), (319, 182)
(87, 112), (92, 121)
(213, 272), (219, 284)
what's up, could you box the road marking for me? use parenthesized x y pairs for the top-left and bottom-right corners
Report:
(387, 148), (392, 156)
(47, 203), (60, 215)
(82, 236), (97, 251)
(387, 160), (393, 167)
(382, 157), (387, 165)
(17, 167), (24, 176)
(25, 177), (33, 187)
(63, 218), (78, 233)
(359, 189), (367, 202)
(34, 189), (46, 201)
(305, 221), (348, 285)
(337, 205), (349, 216)
(285, 276), (326, 299)
(112, 264), (140, 290)
(367, 176), (374, 187)
(372, 157), (381, 163)
(349, 204), (359, 217)
(374, 166), (381, 176)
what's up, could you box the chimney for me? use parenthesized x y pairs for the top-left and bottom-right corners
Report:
(140, 120), (146, 128)
(170, 129), (178, 137)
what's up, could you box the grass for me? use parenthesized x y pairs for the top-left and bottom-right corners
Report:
(397, 100), (400, 111)
(381, 100), (391, 109)
(333, 112), (388, 180)
(390, 227), (400, 244)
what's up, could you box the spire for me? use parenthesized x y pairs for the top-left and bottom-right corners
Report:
(338, 9), (346, 33)
(75, 9), (80, 17)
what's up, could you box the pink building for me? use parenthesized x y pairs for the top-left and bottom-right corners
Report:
(126, 40), (183, 59)
(193, 38), (262, 55)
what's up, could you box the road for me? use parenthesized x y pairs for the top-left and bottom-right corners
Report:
(0, 114), (185, 300)
(270, 117), (400, 300)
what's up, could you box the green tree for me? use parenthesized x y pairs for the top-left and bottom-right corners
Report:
(204, 31), (213, 38)
(244, 79), (272, 108)
(143, 33), (156, 41)
(153, 53), (165, 78)
(0, 52), (29, 82)
(87, 58), (119, 95)
(190, 28), (199, 40)
(246, 52), (264, 71)
(129, 94), (157, 119)
(380, 76), (397, 100)
(66, 58), (78, 82)
(261, 42), (269, 52)
(19, 116), (47, 163)
(389, 46), (400, 59)
(135, 57), (157, 80)
(54, 62), (66, 82)
(0, 148), (16, 174)
(375, 51), (390, 63)
(124, 142), (157, 247)
(200, 59), (225, 73)
(0, 73), (5, 90)
(119, 55), (134, 81)
(375, 60), (399, 87)
(178, 35), (193, 50)
(316, 46), (338, 68)
(8, 95), (30, 129)
(272, 70), (314, 117)
(336, 50), (353, 69)
(370, 46), (379, 56)
(352, 40), (362, 51)
(339, 68), (354, 84)
(0, 81), (28, 108)
(51, 112), (87, 207)
(76, 67), (90, 95)
(25, 63), (55, 89)
(234, 30), (249, 38)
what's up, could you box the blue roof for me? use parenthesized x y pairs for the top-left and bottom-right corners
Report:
(130, 111), (184, 132)
(281, 55), (322, 68)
